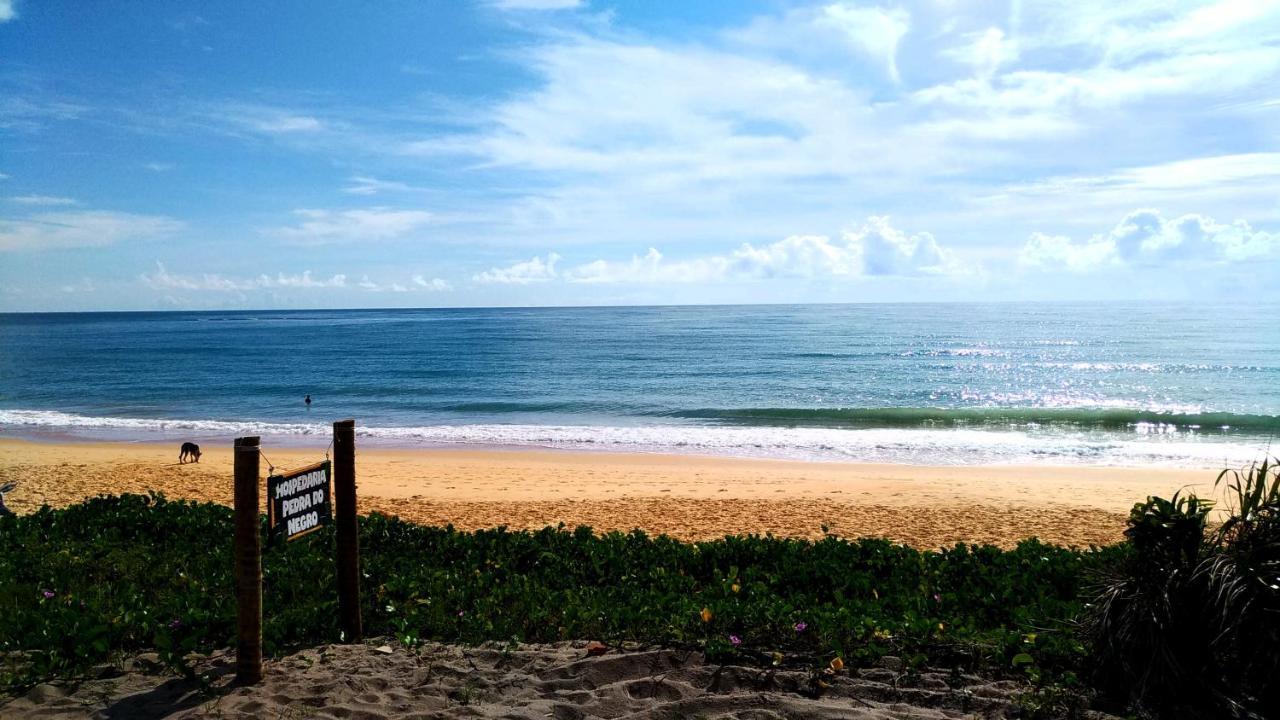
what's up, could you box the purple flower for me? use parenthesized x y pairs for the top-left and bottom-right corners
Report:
(41, 590), (55, 600)
(457, 610), (465, 618)
(729, 635), (742, 646)
(169, 619), (183, 630)
(793, 622), (807, 633)
(933, 593), (942, 604)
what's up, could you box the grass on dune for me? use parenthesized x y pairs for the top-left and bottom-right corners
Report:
(1, 493), (1103, 695)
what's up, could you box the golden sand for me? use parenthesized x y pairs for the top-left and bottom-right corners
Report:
(0, 437), (1223, 548)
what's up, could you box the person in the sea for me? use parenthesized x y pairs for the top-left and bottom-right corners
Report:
(304, 394), (312, 408)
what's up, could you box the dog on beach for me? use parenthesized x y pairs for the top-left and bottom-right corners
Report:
(179, 442), (202, 464)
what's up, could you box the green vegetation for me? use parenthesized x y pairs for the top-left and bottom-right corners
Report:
(0, 493), (1106, 695)
(5, 460), (1276, 719)
(1084, 459), (1280, 719)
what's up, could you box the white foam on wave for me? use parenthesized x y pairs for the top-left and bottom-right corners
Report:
(0, 409), (1266, 468)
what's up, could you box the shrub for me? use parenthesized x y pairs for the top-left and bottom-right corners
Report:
(1084, 459), (1280, 719)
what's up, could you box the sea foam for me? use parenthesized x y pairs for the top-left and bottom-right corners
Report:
(0, 409), (1265, 468)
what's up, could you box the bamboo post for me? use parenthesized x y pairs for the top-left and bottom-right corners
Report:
(333, 419), (362, 642)
(233, 435), (263, 684)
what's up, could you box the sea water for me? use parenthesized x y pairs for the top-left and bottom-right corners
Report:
(1, 303), (1276, 467)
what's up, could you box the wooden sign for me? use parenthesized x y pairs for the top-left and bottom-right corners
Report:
(268, 460), (332, 542)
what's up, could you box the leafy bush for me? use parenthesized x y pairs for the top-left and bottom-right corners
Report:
(1084, 459), (1280, 719)
(1, 493), (1110, 693)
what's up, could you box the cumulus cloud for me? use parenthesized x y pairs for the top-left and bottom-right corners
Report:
(1019, 209), (1280, 271)
(852, 216), (954, 275)
(0, 211), (183, 251)
(270, 270), (348, 288)
(0, 0), (14, 23)
(142, 262), (254, 292)
(473, 253), (561, 284)
(413, 274), (452, 291)
(266, 207), (432, 245)
(141, 262), (348, 291)
(565, 218), (962, 284)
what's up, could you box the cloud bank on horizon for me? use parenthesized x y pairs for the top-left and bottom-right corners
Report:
(1, 0), (1278, 310)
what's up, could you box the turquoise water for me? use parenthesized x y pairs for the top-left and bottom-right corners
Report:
(0, 303), (1276, 466)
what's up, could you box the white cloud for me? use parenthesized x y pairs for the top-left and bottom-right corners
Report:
(358, 275), (380, 291)
(7, 195), (78, 206)
(413, 274), (452, 291)
(140, 263), (348, 291)
(944, 28), (1018, 81)
(0, 211), (183, 251)
(565, 217), (963, 284)
(144, 162), (175, 172)
(473, 253), (561, 284)
(913, 1), (1280, 139)
(247, 114), (322, 133)
(141, 262), (345, 289)
(1019, 209), (1280, 271)
(0, 0), (14, 23)
(268, 270), (347, 288)
(342, 176), (420, 196)
(853, 216), (957, 275)
(0, 172), (10, 180)
(1019, 232), (1120, 272)
(816, 3), (911, 82)
(727, 3), (911, 84)
(142, 262), (254, 291)
(267, 207), (432, 245)
(402, 36), (885, 179)
(999, 153), (1280, 197)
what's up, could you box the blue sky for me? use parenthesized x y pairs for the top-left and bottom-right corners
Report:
(1, 0), (1278, 310)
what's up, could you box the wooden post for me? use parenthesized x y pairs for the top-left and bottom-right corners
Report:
(333, 419), (362, 642)
(233, 435), (263, 684)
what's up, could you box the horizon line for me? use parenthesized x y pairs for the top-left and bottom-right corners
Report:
(3, 298), (1277, 315)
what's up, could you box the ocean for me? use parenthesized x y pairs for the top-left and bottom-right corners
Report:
(1, 303), (1276, 467)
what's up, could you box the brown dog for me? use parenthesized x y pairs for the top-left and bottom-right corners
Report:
(179, 442), (202, 464)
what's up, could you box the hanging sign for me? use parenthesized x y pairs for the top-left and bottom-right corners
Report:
(268, 460), (332, 542)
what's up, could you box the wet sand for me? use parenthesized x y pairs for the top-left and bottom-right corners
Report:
(0, 438), (1223, 548)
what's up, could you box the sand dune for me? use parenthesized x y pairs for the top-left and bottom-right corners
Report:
(1, 638), (1121, 719)
(0, 438), (1224, 547)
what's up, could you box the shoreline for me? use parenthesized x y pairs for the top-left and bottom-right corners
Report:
(0, 437), (1229, 548)
(2, 408), (1271, 469)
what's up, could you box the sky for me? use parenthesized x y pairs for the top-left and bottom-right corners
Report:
(1, 0), (1278, 311)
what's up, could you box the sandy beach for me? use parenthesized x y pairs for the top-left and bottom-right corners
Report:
(0, 437), (1223, 548)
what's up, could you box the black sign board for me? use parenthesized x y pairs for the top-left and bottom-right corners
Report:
(268, 461), (332, 542)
